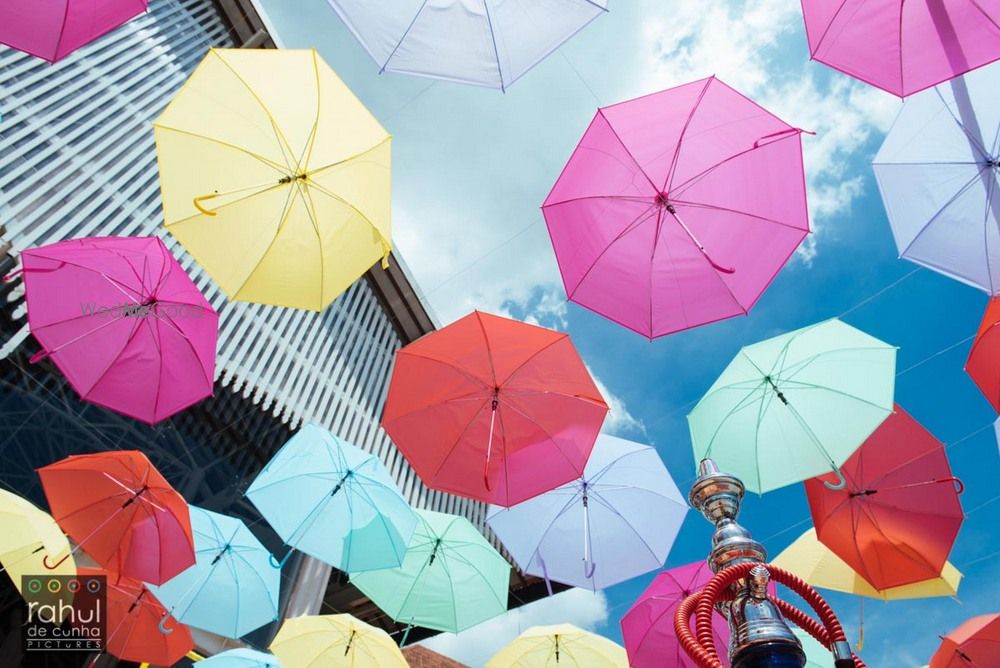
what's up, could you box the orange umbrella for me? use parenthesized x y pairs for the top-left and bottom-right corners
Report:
(805, 406), (963, 590)
(930, 613), (1000, 668)
(967, 297), (1000, 412)
(78, 567), (193, 665)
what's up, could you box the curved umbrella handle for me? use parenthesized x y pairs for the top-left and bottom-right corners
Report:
(158, 614), (175, 635)
(42, 553), (69, 570)
(193, 193), (219, 217)
(584, 560), (596, 579)
(945, 476), (965, 494)
(823, 467), (847, 491)
(269, 549), (293, 569)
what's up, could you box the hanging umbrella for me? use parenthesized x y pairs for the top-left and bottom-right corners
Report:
(486, 624), (628, 667)
(326, 0), (607, 91)
(38, 450), (195, 585)
(246, 423), (417, 572)
(620, 562), (731, 668)
(200, 649), (282, 668)
(155, 48), (391, 311)
(18, 236), (218, 424)
(930, 614), (1000, 667)
(382, 310), (608, 506)
(348, 509), (510, 633)
(487, 434), (686, 590)
(0, 0), (147, 63)
(793, 629), (834, 668)
(967, 296), (1000, 410)
(687, 318), (896, 493)
(270, 614), (407, 668)
(542, 75), (810, 339)
(805, 405), (964, 590)
(77, 567), (194, 666)
(0, 489), (76, 595)
(801, 0), (1000, 97)
(874, 63), (1000, 293)
(771, 528), (963, 600)
(148, 506), (280, 639)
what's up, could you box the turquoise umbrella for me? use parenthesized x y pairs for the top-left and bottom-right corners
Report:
(348, 509), (510, 633)
(687, 318), (896, 493)
(148, 506), (280, 639)
(793, 629), (834, 667)
(246, 424), (417, 572)
(200, 648), (282, 667)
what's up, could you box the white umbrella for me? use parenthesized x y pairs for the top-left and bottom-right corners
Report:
(874, 62), (1000, 293)
(326, 0), (608, 91)
(487, 434), (687, 591)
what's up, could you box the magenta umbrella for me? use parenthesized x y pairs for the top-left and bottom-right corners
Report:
(17, 236), (217, 424)
(542, 76), (810, 339)
(801, 0), (1000, 98)
(0, 0), (148, 63)
(620, 561), (731, 668)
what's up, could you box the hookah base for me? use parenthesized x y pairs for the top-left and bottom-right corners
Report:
(732, 642), (807, 668)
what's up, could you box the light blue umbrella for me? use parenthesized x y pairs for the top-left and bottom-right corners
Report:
(487, 434), (687, 591)
(246, 424), (418, 572)
(148, 506), (280, 639)
(200, 648), (282, 668)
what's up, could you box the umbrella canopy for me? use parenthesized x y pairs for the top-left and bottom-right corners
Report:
(0, 489), (76, 593)
(78, 567), (193, 666)
(20, 236), (218, 424)
(148, 506), (280, 639)
(0, 0), (147, 63)
(805, 405), (964, 590)
(801, 0), (1000, 97)
(270, 614), (407, 668)
(967, 297), (1000, 411)
(620, 562), (731, 668)
(326, 0), (607, 91)
(771, 528), (963, 600)
(542, 75), (809, 339)
(246, 424), (417, 572)
(38, 450), (195, 585)
(874, 63), (1000, 293)
(687, 318), (896, 493)
(200, 649), (282, 668)
(793, 629), (834, 668)
(155, 48), (391, 311)
(931, 614), (1000, 668)
(348, 509), (510, 633)
(382, 310), (607, 506)
(487, 434), (686, 590)
(486, 623), (628, 667)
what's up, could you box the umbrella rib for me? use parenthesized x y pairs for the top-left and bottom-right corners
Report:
(79, 316), (147, 398)
(541, 194), (657, 208)
(589, 490), (664, 565)
(482, 0), (506, 91)
(670, 198), (807, 232)
(566, 205), (660, 299)
(345, 475), (409, 568)
(153, 124), (289, 174)
(669, 132), (801, 200)
(699, 383), (767, 455)
(501, 400), (588, 474)
(299, 182), (327, 309)
(439, 543), (509, 612)
(809, 0), (853, 57)
(933, 83), (992, 161)
(648, 207), (664, 335)
(380, 1), (430, 73)
(304, 135), (392, 180)
(775, 378), (896, 413)
(230, 183), (301, 301)
(395, 350), (491, 389)
(982, 166), (999, 291)
(300, 50), (323, 172)
(306, 180), (391, 258)
(661, 77), (713, 192)
(149, 308), (215, 397)
(596, 109), (660, 193)
(423, 395), (493, 482)
(166, 181), (291, 228)
(473, 311), (500, 388)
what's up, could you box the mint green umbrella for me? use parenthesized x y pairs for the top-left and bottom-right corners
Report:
(348, 509), (510, 633)
(793, 629), (834, 667)
(688, 318), (896, 493)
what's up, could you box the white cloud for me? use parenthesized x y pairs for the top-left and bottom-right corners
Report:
(420, 588), (610, 667)
(589, 367), (647, 438)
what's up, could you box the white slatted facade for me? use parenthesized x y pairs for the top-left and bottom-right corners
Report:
(0, 0), (488, 555)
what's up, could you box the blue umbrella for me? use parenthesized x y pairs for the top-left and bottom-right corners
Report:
(148, 506), (280, 639)
(200, 648), (282, 668)
(246, 424), (417, 572)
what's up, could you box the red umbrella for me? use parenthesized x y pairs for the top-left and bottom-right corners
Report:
(931, 613), (1000, 668)
(967, 297), (1000, 412)
(38, 450), (195, 585)
(805, 405), (964, 590)
(382, 311), (608, 506)
(77, 567), (194, 665)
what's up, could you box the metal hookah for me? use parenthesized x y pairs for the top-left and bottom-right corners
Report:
(675, 459), (866, 668)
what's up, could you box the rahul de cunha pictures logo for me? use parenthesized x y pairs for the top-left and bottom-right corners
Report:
(22, 575), (106, 652)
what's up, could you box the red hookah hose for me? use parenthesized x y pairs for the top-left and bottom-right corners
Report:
(674, 562), (867, 668)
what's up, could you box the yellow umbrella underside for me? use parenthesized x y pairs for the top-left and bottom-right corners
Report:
(155, 48), (391, 311)
(487, 623), (628, 668)
(0, 489), (76, 597)
(270, 613), (407, 667)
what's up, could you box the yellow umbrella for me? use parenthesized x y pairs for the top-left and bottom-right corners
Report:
(486, 624), (628, 668)
(155, 48), (392, 311)
(269, 614), (406, 667)
(0, 488), (76, 594)
(771, 528), (962, 600)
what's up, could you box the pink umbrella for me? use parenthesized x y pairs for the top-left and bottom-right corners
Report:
(542, 76), (809, 339)
(0, 0), (148, 63)
(17, 236), (217, 424)
(621, 561), (731, 667)
(801, 0), (1000, 98)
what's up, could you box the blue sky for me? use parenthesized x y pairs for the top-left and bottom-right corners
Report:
(256, 1), (1000, 665)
